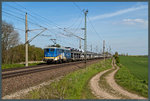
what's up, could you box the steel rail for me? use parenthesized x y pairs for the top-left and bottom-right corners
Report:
(2, 58), (104, 79)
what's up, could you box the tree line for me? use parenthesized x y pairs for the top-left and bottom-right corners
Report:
(2, 21), (44, 64)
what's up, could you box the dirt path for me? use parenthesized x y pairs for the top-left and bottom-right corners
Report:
(89, 59), (147, 99)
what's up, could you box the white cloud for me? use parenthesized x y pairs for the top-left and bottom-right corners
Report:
(123, 18), (148, 25)
(90, 5), (147, 20)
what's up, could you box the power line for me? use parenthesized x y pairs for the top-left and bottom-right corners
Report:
(4, 3), (26, 13)
(14, 2), (83, 36)
(3, 9), (46, 29)
(14, 2), (62, 29)
(2, 11), (46, 29)
(73, 2), (84, 13)
(4, 2), (86, 49)
(14, 27), (25, 31)
(73, 2), (104, 46)
(67, 15), (84, 34)
(5, 3), (60, 30)
(3, 10), (25, 22)
(2, 8), (25, 16)
(73, 2), (105, 42)
(65, 13), (83, 29)
(87, 16), (103, 40)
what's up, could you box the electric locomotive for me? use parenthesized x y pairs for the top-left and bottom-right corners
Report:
(43, 47), (71, 63)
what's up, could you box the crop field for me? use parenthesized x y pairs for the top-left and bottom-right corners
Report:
(115, 56), (148, 97)
(119, 56), (148, 82)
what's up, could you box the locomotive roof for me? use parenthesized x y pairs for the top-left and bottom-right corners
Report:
(44, 47), (70, 50)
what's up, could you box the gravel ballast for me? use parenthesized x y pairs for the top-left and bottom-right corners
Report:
(2, 59), (101, 97)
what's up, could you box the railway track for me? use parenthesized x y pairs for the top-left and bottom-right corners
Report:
(2, 58), (104, 79)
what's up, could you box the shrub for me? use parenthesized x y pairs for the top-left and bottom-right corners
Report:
(114, 52), (120, 64)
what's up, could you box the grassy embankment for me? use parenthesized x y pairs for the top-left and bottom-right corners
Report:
(2, 62), (43, 70)
(23, 59), (112, 99)
(115, 56), (148, 98)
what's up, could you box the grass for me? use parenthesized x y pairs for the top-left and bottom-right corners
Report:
(2, 62), (43, 70)
(23, 59), (112, 99)
(119, 56), (148, 81)
(115, 56), (148, 98)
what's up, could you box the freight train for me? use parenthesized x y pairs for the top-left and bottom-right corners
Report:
(43, 47), (108, 64)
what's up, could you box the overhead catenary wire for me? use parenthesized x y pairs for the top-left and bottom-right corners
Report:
(4, 3), (61, 30)
(14, 27), (25, 31)
(73, 2), (84, 13)
(3, 10), (46, 29)
(4, 3), (26, 13)
(65, 12), (83, 29)
(3, 11), (56, 44)
(3, 2), (87, 50)
(2, 10), (46, 29)
(14, 2), (84, 38)
(2, 8), (25, 17)
(73, 2), (113, 53)
(65, 14), (83, 33)
(72, 2), (103, 39)
(87, 16), (103, 40)
(14, 2), (62, 29)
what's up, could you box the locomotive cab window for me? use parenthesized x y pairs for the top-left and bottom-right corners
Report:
(50, 48), (54, 52)
(45, 49), (49, 52)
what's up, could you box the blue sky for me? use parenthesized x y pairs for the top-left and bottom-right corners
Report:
(2, 2), (148, 55)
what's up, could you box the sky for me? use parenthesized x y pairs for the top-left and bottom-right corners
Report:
(2, 2), (148, 55)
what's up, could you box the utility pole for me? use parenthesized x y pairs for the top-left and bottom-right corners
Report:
(109, 45), (111, 56)
(79, 38), (81, 49)
(96, 45), (98, 53)
(91, 44), (92, 52)
(84, 9), (88, 64)
(103, 40), (105, 61)
(25, 13), (28, 67)
(107, 48), (109, 57)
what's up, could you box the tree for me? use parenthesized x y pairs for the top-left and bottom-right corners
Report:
(114, 52), (118, 57)
(55, 44), (61, 47)
(2, 21), (19, 64)
(8, 44), (44, 63)
(114, 51), (120, 64)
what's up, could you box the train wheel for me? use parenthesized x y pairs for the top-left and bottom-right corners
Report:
(59, 60), (62, 64)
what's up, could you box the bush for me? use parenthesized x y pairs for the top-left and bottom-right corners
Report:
(114, 52), (120, 64)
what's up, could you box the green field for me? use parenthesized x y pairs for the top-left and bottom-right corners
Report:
(23, 59), (112, 99)
(115, 56), (148, 97)
(119, 56), (148, 82)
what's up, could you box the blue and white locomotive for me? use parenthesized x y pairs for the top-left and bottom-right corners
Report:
(43, 47), (71, 63)
(43, 46), (110, 64)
